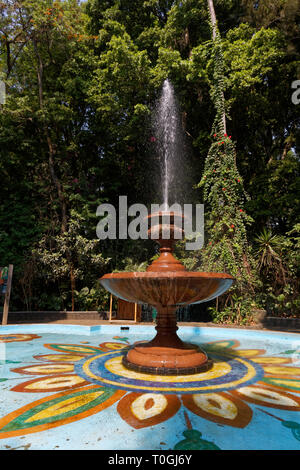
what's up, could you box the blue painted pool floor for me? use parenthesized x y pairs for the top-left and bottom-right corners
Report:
(0, 324), (299, 450)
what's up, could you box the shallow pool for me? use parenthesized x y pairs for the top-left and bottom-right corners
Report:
(0, 324), (299, 450)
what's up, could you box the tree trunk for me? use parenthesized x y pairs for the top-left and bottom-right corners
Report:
(5, 39), (11, 76)
(207, 0), (217, 39)
(207, 0), (227, 134)
(32, 37), (67, 234)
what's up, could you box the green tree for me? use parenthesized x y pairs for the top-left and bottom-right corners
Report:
(0, 0), (110, 309)
(33, 210), (109, 311)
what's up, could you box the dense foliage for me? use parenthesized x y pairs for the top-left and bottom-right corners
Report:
(0, 0), (299, 321)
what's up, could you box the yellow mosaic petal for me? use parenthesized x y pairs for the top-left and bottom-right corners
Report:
(34, 354), (86, 363)
(117, 392), (181, 429)
(130, 393), (168, 421)
(0, 334), (41, 343)
(11, 374), (89, 393)
(205, 340), (240, 349)
(43, 344), (104, 354)
(264, 366), (300, 377)
(99, 342), (129, 351)
(25, 390), (105, 423)
(12, 363), (74, 375)
(182, 392), (252, 428)
(229, 349), (265, 358)
(252, 357), (292, 365)
(51, 346), (95, 353)
(193, 393), (238, 420)
(232, 384), (300, 410)
(26, 375), (85, 391)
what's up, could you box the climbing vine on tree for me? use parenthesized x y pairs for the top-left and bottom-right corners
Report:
(198, 10), (258, 300)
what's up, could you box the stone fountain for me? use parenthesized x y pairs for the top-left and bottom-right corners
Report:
(100, 211), (234, 375)
(99, 80), (234, 375)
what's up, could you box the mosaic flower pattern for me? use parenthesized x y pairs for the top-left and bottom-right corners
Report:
(0, 336), (299, 442)
(0, 334), (41, 343)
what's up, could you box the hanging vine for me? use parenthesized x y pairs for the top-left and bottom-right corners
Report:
(198, 6), (258, 297)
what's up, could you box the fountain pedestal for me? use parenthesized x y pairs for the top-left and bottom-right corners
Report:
(123, 305), (212, 375)
(100, 211), (233, 375)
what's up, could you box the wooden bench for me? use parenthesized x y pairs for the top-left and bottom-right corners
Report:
(0, 265), (13, 325)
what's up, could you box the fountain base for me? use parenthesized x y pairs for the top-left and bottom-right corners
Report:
(122, 305), (212, 375)
(122, 343), (212, 375)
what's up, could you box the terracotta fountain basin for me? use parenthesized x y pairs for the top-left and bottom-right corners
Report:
(100, 271), (233, 308)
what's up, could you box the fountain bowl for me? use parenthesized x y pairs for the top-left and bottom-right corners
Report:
(100, 271), (233, 307)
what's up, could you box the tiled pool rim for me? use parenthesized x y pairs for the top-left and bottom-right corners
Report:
(1, 323), (299, 343)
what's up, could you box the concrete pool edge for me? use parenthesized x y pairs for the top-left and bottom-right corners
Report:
(0, 323), (299, 343)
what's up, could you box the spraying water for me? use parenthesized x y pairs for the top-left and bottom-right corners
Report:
(152, 79), (187, 208)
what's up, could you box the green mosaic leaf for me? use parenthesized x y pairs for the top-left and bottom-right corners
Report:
(174, 429), (221, 450)
(0, 385), (125, 438)
(114, 337), (129, 342)
(282, 421), (300, 442)
(261, 376), (300, 392)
